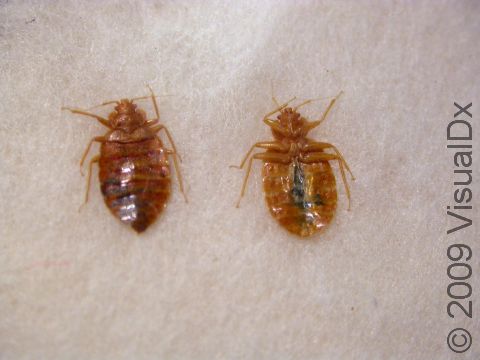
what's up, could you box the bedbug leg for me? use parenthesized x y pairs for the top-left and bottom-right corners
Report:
(79, 155), (100, 211)
(230, 141), (287, 169)
(235, 152), (291, 208)
(263, 118), (292, 137)
(303, 142), (355, 180)
(151, 124), (182, 163)
(166, 149), (188, 203)
(62, 107), (111, 128)
(147, 86), (183, 163)
(79, 136), (105, 176)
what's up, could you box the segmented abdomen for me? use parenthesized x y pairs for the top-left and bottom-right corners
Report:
(262, 159), (337, 237)
(99, 137), (171, 233)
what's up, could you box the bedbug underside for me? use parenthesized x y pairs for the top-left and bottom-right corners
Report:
(232, 92), (354, 237)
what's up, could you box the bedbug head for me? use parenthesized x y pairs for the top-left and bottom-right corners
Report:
(277, 107), (302, 127)
(109, 99), (147, 131)
(114, 99), (137, 114)
(271, 107), (309, 139)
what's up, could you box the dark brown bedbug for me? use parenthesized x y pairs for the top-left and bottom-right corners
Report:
(232, 92), (354, 237)
(63, 87), (186, 233)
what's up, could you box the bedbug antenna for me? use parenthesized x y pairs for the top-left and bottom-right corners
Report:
(294, 90), (344, 112)
(263, 97), (297, 120)
(87, 100), (120, 111)
(86, 94), (174, 111)
(314, 90), (344, 127)
(270, 81), (281, 107)
(130, 94), (175, 103)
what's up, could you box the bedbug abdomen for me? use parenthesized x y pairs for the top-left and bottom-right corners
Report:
(99, 138), (171, 233)
(262, 161), (337, 237)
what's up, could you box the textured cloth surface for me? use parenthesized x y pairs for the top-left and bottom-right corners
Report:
(0, 1), (479, 359)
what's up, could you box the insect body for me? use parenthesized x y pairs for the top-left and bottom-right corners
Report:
(232, 92), (354, 237)
(63, 87), (186, 233)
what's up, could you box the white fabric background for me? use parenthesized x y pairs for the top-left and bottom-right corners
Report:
(0, 1), (479, 359)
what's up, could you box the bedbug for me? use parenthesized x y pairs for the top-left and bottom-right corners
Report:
(232, 92), (354, 237)
(63, 87), (186, 233)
